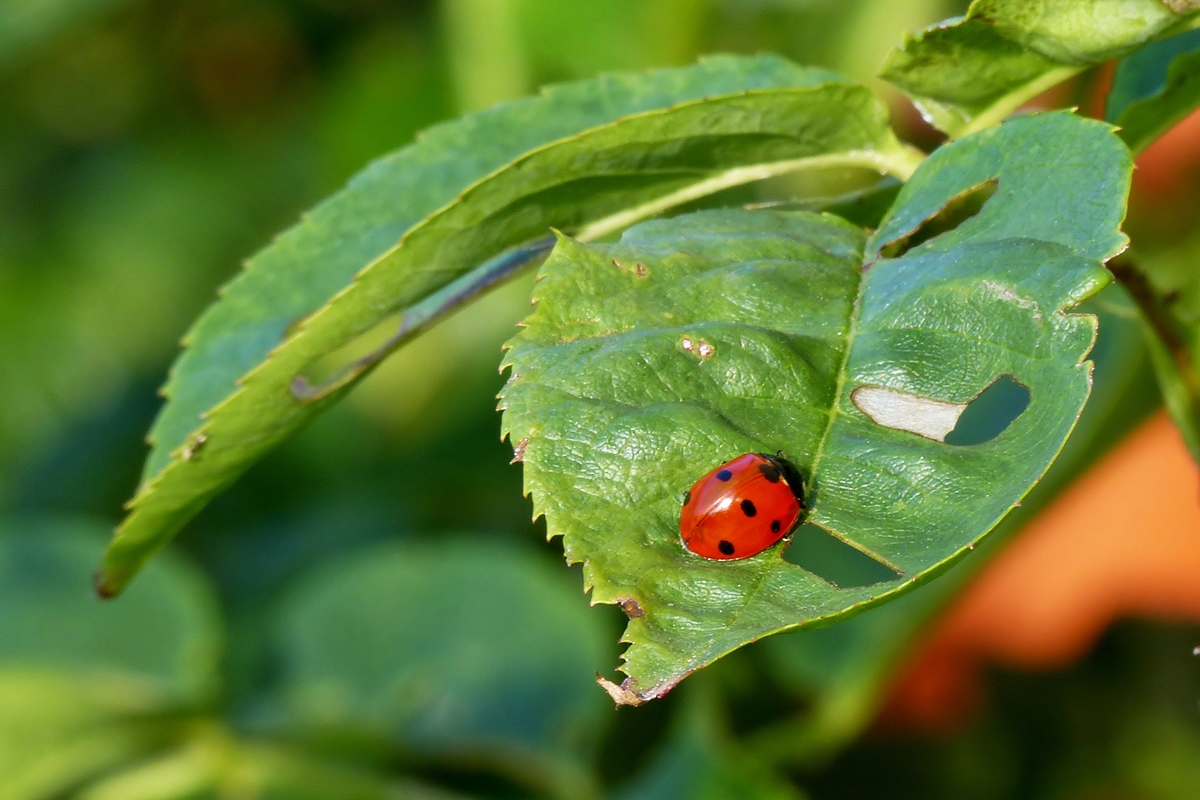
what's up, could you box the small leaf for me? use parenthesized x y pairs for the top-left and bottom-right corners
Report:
(1107, 26), (1200, 152)
(102, 55), (920, 597)
(881, 0), (1198, 137)
(500, 111), (1130, 703)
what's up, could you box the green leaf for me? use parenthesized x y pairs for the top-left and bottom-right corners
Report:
(499, 111), (1130, 703)
(101, 55), (921, 597)
(1107, 27), (1200, 152)
(274, 538), (611, 796)
(0, 518), (222, 799)
(881, 0), (1197, 137)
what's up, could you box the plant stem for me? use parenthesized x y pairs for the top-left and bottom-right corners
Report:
(1109, 258), (1200, 397)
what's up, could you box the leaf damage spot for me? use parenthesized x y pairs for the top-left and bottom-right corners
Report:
(944, 375), (1031, 446)
(619, 597), (644, 618)
(510, 436), (530, 464)
(879, 177), (998, 259)
(851, 385), (967, 442)
(635, 262), (649, 278)
(181, 433), (208, 462)
(680, 336), (715, 359)
(596, 674), (647, 706)
(783, 523), (902, 587)
(982, 280), (1041, 319)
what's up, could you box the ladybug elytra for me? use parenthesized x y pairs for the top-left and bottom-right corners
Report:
(679, 453), (804, 560)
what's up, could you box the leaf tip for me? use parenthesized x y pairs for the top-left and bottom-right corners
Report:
(93, 569), (120, 600)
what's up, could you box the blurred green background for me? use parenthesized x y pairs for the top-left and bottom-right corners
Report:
(2, 1), (1199, 798)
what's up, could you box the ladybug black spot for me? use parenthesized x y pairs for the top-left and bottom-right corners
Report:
(740, 499), (757, 517)
(771, 519), (781, 533)
(682, 490), (691, 506)
(716, 469), (733, 481)
(718, 540), (735, 556)
(758, 462), (781, 482)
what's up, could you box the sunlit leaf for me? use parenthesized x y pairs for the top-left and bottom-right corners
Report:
(881, 0), (1198, 136)
(101, 55), (922, 597)
(500, 111), (1130, 703)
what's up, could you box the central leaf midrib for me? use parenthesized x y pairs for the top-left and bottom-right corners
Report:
(622, 241), (869, 668)
(804, 242), (869, 504)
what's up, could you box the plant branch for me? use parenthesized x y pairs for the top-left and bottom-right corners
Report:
(1109, 257), (1200, 396)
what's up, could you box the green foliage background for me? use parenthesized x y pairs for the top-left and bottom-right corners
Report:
(2, 1), (1199, 799)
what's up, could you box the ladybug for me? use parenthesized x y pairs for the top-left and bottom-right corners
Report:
(679, 453), (804, 560)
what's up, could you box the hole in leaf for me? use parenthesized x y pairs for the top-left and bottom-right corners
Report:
(783, 524), (900, 588)
(879, 178), (998, 259)
(851, 386), (967, 442)
(944, 375), (1031, 446)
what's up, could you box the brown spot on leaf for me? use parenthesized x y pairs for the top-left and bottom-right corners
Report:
(680, 336), (715, 359)
(635, 262), (649, 277)
(510, 436), (530, 464)
(181, 432), (209, 462)
(619, 597), (644, 618)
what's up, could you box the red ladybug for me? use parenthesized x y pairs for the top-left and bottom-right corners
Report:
(679, 453), (804, 560)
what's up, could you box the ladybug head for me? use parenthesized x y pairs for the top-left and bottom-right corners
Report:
(759, 452), (807, 507)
